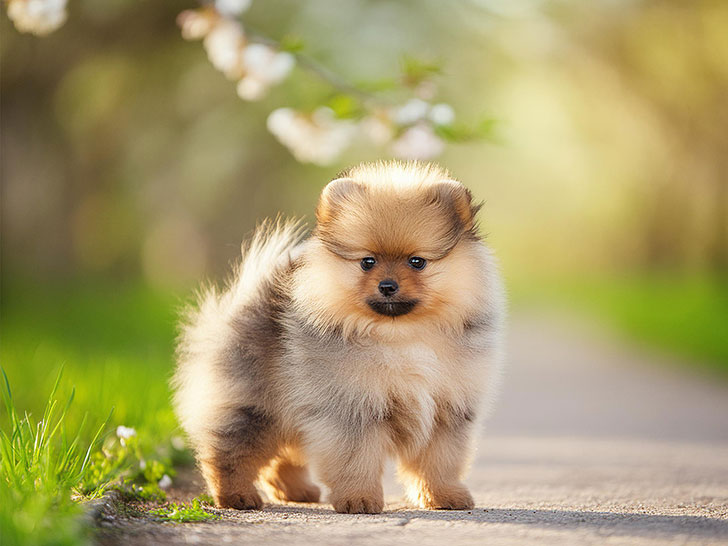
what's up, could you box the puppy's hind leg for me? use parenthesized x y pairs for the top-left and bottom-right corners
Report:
(259, 447), (321, 503)
(198, 405), (279, 510)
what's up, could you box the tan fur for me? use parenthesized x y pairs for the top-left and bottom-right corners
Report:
(172, 160), (506, 514)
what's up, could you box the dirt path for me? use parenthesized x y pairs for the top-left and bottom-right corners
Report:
(95, 312), (728, 545)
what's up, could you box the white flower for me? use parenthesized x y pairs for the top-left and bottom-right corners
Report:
(243, 44), (295, 84)
(203, 18), (245, 80)
(429, 103), (455, 126)
(158, 474), (173, 490)
(177, 9), (219, 41)
(236, 44), (295, 101)
(236, 77), (266, 101)
(116, 425), (137, 447)
(7, 0), (67, 36)
(390, 123), (445, 160)
(392, 98), (430, 126)
(360, 115), (394, 146)
(267, 107), (357, 165)
(214, 0), (252, 17)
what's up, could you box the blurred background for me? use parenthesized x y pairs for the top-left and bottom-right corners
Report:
(1, 0), (727, 428)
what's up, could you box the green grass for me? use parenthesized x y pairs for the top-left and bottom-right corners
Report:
(512, 273), (728, 373)
(0, 278), (190, 545)
(0, 368), (108, 546)
(149, 497), (220, 523)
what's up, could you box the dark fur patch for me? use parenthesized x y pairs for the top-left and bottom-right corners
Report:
(435, 402), (475, 430)
(383, 396), (422, 450)
(212, 405), (272, 450)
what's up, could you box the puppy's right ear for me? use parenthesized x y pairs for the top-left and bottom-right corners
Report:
(316, 178), (366, 223)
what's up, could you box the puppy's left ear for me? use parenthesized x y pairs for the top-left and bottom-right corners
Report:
(431, 180), (481, 232)
(316, 177), (366, 224)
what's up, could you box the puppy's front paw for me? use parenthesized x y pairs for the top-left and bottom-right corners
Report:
(215, 490), (263, 510)
(331, 493), (384, 514)
(421, 484), (474, 510)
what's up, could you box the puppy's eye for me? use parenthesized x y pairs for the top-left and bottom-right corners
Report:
(408, 256), (426, 270)
(361, 257), (376, 271)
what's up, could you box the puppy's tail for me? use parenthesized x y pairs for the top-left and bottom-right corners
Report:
(173, 218), (305, 436)
(189, 217), (305, 324)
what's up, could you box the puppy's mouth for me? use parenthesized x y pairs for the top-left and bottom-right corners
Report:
(366, 299), (419, 317)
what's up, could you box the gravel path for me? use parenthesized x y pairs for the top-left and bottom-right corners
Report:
(95, 312), (728, 545)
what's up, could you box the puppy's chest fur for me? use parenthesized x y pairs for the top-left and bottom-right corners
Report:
(285, 331), (481, 454)
(368, 342), (477, 450)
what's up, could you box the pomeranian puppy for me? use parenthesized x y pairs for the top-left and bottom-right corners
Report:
(173, 161), (505, 514)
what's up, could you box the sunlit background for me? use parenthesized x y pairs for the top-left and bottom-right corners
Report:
(1, 0), (727, 542)
(3, 0), (727, 395)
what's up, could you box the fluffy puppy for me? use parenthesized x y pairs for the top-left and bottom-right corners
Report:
(173, 161), (506, 514)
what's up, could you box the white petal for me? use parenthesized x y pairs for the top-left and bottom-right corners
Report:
(116, 425), (137, 440)
(203, 19), (245, 79)
(243, 43), (274, 72)
(390, 123), (444, 160)
(429, 103), (455, 126)
(8, 0), (67, 35)
(265, 52), (295, 83)
(393, 98), (430, 125)
(360, 116), (394, 145)
(237, 76), (268, 101)
(158, 474), (173, 490)
(178, 10), (216, 41)
(215, 0), (252, 17)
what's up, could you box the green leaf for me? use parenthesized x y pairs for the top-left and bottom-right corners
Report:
(278, 34), (305, 53)
(401, 55), (442, 87)
(435, 118), (499, 142)
(326, 93), (365, 119)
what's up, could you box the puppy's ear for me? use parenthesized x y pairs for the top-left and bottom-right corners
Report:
(430, 180), (480, 232)
(316, 177), (367, 223)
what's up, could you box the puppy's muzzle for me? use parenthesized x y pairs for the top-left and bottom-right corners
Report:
(366, 298), (418, 317)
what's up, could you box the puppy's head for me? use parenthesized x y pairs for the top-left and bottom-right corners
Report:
(294, 161), (493, 340)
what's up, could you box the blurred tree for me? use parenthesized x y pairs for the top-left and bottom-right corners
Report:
(567, 0), (728, 272)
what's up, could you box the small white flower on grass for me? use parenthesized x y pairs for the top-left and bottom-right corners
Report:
(203, 18), (246, 80)
(7, 0), (67, 36)
(390, 122), (445, 160)
(267, 107), (357, 165)
(214, 0), (252, 17)
(139, 459), (147, 470)
(177, 8), (219, 41)
(116, 425), (137, 447)
(237, 44), (295, 100)
(393, 98), (431, 126)
(158, 474), (173, 490)
(429, 103), (455, 126)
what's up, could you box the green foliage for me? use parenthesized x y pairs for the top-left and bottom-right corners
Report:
(400, 55), (442, 87)
(0, 279), (188, 544)
(326, 93), (365, 119)
(149, 498), (220, 523)
(434, 118), (499, 142)
(278, 34), (305, 54)
(0, 368), (109, 546)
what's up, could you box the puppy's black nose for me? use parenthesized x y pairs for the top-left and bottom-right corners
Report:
(378, 279), (399, 297)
